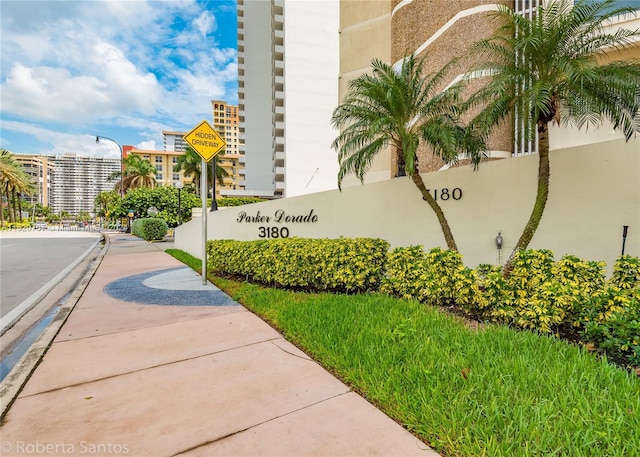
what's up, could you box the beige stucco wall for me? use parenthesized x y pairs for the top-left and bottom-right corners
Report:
(338, 0), (393, 186)
(175, 138), (639, 274)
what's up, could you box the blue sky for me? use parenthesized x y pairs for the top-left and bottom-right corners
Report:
(0, 0), (238, 159)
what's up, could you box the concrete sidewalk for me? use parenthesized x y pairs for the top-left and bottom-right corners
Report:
(0, 233), (438, 457)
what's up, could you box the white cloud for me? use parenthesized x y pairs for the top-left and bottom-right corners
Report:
(0, 0), (238, 155)
(194, 10), (217, 37)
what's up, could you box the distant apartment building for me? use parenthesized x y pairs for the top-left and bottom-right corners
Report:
(212, 100), (244, 197)
(14, 153), (120, 215)
(163, 131), (188, 153)
(237, 0), (340, 198)
(157, 100), (245, 198)
(124, 147), (188, 188)
(13, 154), (54, 207)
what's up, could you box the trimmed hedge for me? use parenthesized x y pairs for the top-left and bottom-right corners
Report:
(217, 197), (266, 207)
(380, 246), (486, 315)
(206, 237), (639, 369)
(208, 237), (389, 293)
(131, 217), (168, 241)
(381, 248), (639, 368)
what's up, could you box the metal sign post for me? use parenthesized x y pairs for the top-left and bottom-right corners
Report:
(183, 120), (226, 286)
(201, 158), (208, 285)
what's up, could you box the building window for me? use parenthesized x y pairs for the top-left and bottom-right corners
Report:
(172, 157), (178, 164)
(156, 174), (162, 181)
(173, 173), (180, 181)
(155, 156), (163, 163)
(156, 165), (162, 172)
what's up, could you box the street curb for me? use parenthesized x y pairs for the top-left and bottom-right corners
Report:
(0, 234), (110, 422)
(0, 236), (102, 335)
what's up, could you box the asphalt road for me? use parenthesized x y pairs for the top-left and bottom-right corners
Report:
(0, 232), (101, 319)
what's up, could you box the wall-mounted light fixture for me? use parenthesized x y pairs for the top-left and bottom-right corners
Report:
(495, 232), (504, 265)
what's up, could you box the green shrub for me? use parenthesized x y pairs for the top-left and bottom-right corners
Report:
(482, 250), (606, 333)
(575, 257), (640, 364)
(208, 239), (267, 279)
(208, 237), (389, 293)
(421, 248), (486, 314)
(381, 247), (486, 315)
(0, 221), (32, 230)
(581, 287), (640, 367)
(131, 217), (168, 241)
(380, 246), (428, 300)
(217, 197), (266, 207)
(608, 255), (640, 290)
(553, 255), (607, 328)
(479, 270), (513, 323)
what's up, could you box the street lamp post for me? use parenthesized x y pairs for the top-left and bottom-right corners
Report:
(95, 135), (124, 199)
(175, 181), (184, 225)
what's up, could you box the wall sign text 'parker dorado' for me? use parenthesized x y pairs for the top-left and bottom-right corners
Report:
(237, 209), (318, 239)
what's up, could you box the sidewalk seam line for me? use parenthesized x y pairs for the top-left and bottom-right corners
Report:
(269, 339), (313, 361)
(170, 390), (353, 456)
(54, 308), (249, 343)
(16, 337), (283, 398)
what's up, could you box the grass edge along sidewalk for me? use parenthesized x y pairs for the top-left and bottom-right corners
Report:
(166, 249), (640, 457)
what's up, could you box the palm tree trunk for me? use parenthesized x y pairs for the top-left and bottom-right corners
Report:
(11, 188), (17, 222)
(0, 186), (5, 227)
(210, 159), (218, 211)
(410, 171), (458, 251)
(17, 193), (23, 222)
(502, 120), (551, 276)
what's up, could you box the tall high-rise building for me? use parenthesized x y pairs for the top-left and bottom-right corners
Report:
(15, 153), (120, 215)
(212, 100), (244, 197)
(154, 100), (246, 198)
(237, 0), (340, 198)
(13, 154), (54, 207)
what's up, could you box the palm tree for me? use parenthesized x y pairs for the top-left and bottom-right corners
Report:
(0, 149), (35, 225)
(209, 153), (230, 211)
(94, 190), (120, 222)
(468, 0), (640, 274)
(110, 155), (157, 193)
(331, 55), (486, 250)
(174, 147), (202, 195)
(173, 146), (228, 206)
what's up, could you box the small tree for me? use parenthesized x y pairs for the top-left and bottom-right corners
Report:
(110, 155), (157, 194)
(331, 55), (485, 250)
(115, 185), (200, 228)
(469, 0), (640, 274)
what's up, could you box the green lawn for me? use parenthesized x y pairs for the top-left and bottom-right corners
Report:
(168, 250), (640, 457)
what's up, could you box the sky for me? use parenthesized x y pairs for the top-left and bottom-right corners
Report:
(0, 0), (238, 159)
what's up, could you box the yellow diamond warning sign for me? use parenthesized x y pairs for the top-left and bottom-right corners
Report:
(183, 120), (226, 162)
